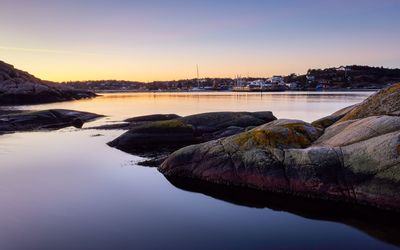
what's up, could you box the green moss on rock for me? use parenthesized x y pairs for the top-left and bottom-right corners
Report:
(132, 120), (193, 133)
(311, 116), (336, 128)
(234, 121), (322, 149)
(151, 120), (191, 129)
(340, 83), (400, 122)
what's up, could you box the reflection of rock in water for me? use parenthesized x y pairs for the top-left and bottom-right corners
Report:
(166, 176), (400, 248)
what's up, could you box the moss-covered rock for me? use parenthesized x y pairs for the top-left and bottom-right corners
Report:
(161, 120), (400, 210)
(340, 83), (400, 121)
(134, 83), (400, 210)
(131, 120), (193, 133)
(234, 119), (322, 149)
(312, 105), (356, 129)
(178, 111), (276, 133)
(108, 111), (277, 155)
(160, 119), (323, 194)
(89, 113), (181, 130)
(281, 130), (400, 209)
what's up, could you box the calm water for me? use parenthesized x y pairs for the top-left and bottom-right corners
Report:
(1, 91), (400, 250)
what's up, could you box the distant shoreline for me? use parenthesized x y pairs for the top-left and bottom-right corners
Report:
(92, 88), (379, 94)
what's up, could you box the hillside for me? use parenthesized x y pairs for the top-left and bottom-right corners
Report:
(286, 65), (400, 89)
(0, 61), (96, 105)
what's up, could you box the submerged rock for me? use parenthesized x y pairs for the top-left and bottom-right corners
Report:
(160, 83), (400, 211)
(0, 60), (96, 105)
(0, 109), (103, 133)
(108, 111), (276, 154)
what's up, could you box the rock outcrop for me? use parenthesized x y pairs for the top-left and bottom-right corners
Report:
(125, 114), (181, 123)
(340, 84), (400, 121)
(160, 119), (325, 193)
(311, 104), (356, 129)
(0, 109), (102, 133)
(313, 115), (400, 147)
(108, 111), (276, 154)
(0, 60), (96, 105)
(160, 83), (400, 211)
(88, 114), (182, 130)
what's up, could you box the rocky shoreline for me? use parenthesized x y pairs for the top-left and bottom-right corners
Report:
(91, 83), (400, 211)
(0, 109), (102, 134)
(107, 111), (276, 155)
(1, 75), (399, 211)
(0, 60), (96, 105)
(157, 84), (400, 211)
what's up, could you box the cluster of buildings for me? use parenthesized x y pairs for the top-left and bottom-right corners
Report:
(68, 65), (397, 92)
(232, 76), (296, 92)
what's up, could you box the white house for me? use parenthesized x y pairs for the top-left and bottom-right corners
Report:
(271, 75), (284, 84)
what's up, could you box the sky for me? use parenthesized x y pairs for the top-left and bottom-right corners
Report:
(0, 0), (399, 82)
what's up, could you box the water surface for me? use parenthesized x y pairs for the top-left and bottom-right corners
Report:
(1, 91), (399, 250)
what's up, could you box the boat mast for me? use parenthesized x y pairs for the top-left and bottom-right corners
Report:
(196, 64), (200, 88)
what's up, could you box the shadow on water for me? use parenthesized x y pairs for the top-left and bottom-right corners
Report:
(165, 176), (400, 248)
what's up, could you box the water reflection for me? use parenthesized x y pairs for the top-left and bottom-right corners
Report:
(166, 176), (400, 248)
(3, 91), (394, 249)
(17, 91), (373, 123)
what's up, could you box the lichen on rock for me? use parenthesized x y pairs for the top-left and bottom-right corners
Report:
(108, 111), (277, 155)
(340, 84), (400, 121)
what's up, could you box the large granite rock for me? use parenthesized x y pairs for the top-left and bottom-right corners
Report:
(313, 115), (400, 147)
(0, 60), (96, 105)
(311, 104), (356, 129)
(160, 83), (400, 210)
(0, 109), (102, 133)
(283, 131), (400, 207)
(160, 120), (324, 192)
(108, 111), (276, 154)
(340, 84), (400, 121)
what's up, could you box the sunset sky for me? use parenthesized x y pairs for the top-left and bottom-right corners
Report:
(1, 0), (399, 82)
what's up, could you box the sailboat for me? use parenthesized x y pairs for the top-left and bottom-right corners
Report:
(191, 64), (206, 91)
(232, 75), (249, 92)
